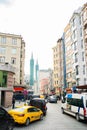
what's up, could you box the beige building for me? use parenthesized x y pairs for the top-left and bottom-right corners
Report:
(64, 23), (75, 88)
(52, 38), (63, 95)
(0, 32), (25, 85)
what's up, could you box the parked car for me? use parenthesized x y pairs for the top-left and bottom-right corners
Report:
(8, 106), (43, 126)
(29, 98), (47, 116)
(48, 95), (58, 103)
(0, 107), (14, 130)
(30, 94), (40, 99)
(13, 93), (24, 101)
(30, 94), (45, 99)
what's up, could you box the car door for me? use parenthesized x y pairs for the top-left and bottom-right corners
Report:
(28, 108), (40, 122)
(32, 107), (40, 120)
(0, 107), (8, 130)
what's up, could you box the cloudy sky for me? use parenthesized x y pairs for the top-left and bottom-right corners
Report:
(0, 0), (87, 74)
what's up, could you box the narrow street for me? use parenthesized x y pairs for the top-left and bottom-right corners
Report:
(14, 101), (87, 130)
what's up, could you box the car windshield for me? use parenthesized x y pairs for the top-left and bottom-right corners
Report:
(13, 108), (25, 112)
(51, 95), (57, 98)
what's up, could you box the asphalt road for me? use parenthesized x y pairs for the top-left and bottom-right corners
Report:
(14, 101), (87, 130)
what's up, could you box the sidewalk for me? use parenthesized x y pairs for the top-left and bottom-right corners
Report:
(5, 101), (27, 111)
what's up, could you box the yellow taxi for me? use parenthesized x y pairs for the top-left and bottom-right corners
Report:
(40, 94), (45, 99)
(8, 106), (43, 126)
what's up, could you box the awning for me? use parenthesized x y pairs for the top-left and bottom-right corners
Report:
(14, 87), (24, 91)
(0, 87), (13, 92)
(76, 85), (87, 89)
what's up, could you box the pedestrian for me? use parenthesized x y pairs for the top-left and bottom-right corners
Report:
(12, 97), (15, 109)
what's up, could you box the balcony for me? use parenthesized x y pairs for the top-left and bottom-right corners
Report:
(0, 63), (15, 74)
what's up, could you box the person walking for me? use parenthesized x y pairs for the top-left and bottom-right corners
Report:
(12, 97), (15, 109)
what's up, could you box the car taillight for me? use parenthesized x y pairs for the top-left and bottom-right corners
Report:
(84, 108), (86, 116)
(15, 114), (25, 117)
(43, 105), (46, 109)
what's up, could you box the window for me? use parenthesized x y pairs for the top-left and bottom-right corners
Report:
(75, 53), (78, 62)
(1, 37), (6, 44)
(0, 56), (5, 63)
(77, 78), (80, 85)
(72, 18), (75, 27)
(81, 40), (83, 49)
(67, 98), (83, 108)
(79, 16), (81, 25)
(0, 47), (6, 54)
(28, 108), (38, 112)
(80, 28), (82, 37)
(12, 38), (17, 45)
(12, 48), (16, 54)
(3, 72), (7, 87)
(82, 52), (84, 61)
(84, 78), (86, 85)
(74, 41), (77, 50)
(11, 57), (16, 64)
(72, 30), (77, 39)
(83, 65), (85, 74)
(76, 65), (79, 75)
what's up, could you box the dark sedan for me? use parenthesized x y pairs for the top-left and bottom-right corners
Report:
(0, 107), (14, 130)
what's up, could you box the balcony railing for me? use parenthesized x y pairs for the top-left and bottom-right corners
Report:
(0, 63), (15, 73)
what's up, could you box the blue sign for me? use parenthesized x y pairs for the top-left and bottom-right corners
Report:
(67, 94), (72, 98)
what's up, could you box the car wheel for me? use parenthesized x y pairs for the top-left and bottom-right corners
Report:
(43, 111), (47, 116)
(61, 108), (64, 114)
(25, 118), (30, 126)
(40, 114), (43, 120)
(7, 123), (14, 130)
(76, 113), (80, 121)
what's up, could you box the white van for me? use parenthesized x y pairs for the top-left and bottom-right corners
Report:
(61, 93), (87, 121)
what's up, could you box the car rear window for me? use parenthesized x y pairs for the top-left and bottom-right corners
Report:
(0, 108), (6, 116)
(13, 108), (25, 112)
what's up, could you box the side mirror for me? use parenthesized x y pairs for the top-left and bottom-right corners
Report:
(61, 100), (65, 103)
(45, 99), (48, 103)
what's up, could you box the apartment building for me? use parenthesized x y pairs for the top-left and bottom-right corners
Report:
(0, 32), (25, 85)
(64, 6), (87, 87)
(64, 23), (74, 88)
(70, 7), (87, 86)
(53, 2), (87, 91)
(52, 38), (64, 95)
(82, 3), (87, 80)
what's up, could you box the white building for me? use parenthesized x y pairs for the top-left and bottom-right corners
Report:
(70, 7), (87, 85)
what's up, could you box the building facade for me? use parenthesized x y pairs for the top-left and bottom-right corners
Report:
(53, 2), (87, 92)
(52, 38), (64, 95)
(70, 7), (87, 86)
(0, 63), (15, 107)
(39, 69), (53, 95)
(64, 23), (75, 88)
(0, 32), (25, 85)
(82, 3), (87, 82)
